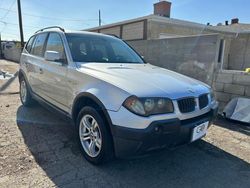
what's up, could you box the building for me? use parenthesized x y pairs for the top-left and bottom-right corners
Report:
(87, 1), (216, 40)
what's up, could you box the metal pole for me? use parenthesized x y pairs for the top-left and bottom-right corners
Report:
(99, 10), (101, 26)
(17, 0), (24, 48)
(0, 33), (2, 58)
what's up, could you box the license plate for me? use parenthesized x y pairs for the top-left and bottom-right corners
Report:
(191, 122), (209, 142)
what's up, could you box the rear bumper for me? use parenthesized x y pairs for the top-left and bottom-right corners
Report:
(112, 107), (218, 158)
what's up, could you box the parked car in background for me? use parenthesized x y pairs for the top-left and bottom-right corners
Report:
(19, 27), (218, 164)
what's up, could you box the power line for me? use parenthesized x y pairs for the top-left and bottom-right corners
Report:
(1, 32), (19, 37)
(0, 7), (98, 22)
(1, 31), (19, 36)
(0, 0), (16, 20)
(22, 12), (98, 22)
(0, 0), (16, 33)
(0, 20), (41, 29)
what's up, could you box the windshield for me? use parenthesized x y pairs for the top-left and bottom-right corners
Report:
(66, 33), (144, 64)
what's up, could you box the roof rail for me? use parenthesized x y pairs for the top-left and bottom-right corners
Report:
(35, 26), (65, 34)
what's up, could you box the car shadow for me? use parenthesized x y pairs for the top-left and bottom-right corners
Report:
(0, 71), (18, 92)
(16, 104), (250, 188)
(214, 116), (250, 136)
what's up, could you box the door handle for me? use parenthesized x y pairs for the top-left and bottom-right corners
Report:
(39, 68), (43, 74)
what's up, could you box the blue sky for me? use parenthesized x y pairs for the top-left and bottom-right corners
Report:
(0, 0), (249, 41)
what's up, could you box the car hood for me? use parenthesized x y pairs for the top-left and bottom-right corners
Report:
(77, 63), (210, 99)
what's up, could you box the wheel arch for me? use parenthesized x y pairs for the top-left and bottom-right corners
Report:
(18, 69), (26, 82)
(72, 92), (116, 157)
(72, 92), (114, 134)
(18, 70), (33, 91)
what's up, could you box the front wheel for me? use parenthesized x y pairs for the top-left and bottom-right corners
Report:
(77, 106), (114, 165)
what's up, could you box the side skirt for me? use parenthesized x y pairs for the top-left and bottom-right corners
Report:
(31, 92), (74, 125)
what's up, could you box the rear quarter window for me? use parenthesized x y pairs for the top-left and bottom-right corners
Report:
(25, 36), (35, 53)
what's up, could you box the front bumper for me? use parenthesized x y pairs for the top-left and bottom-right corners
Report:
(111, 107), (218, 158)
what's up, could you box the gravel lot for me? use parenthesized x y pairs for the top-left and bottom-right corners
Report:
(0, 59), (250, 188)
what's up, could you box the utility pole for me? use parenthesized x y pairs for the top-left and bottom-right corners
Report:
(0, 33), (2, 58)
(17, 0), (24, 48)
(98, 9), (101, 26)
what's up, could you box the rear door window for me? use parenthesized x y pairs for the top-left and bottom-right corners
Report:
(31, 33), (48, 57)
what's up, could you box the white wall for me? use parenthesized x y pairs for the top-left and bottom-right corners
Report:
(3, 45), (22, 62)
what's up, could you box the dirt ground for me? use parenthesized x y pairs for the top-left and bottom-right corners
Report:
(0, 59), (250, 188)
(0, 60), (19, 86)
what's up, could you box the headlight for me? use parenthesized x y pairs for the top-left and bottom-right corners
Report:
(123, 96), (174, 116)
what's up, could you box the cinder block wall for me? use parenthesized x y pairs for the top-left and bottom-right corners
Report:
(128, 34), (220, 86)
(228, 34), (250, 71)
(213, 70), (250, 111)
(147, 19), (212, 40)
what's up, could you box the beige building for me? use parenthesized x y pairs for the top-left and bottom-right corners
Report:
(87, 14), (214, 40)
(86, 1), (216, 40)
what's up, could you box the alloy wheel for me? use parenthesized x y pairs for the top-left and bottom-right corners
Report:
(20, 80), (27, 103)
(79, 114), (102, 158)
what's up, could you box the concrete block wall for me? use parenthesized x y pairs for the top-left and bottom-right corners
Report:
(122, 21), (144, 40)
(100, 26), (121, 37)
(128, 34), (220, 85)
(147, 19), (212, 40)
(227, 34), (250, 71)
(221, 37), (232, 70)
(213, 70), (250, 112)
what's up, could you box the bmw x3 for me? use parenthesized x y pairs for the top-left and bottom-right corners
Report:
(19, 27), (218, 164)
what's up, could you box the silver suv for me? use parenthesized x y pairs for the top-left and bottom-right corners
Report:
(19, 27), (218, 164)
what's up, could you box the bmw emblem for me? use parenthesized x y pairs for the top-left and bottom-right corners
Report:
(188, 88), (195, 93)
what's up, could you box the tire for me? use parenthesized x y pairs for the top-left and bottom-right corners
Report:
(77, 106), (114, 165)
(19, 77), (35, 106)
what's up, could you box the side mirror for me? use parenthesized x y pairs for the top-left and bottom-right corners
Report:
(141, 55), (144, 59)
(45, 51), (61, 62)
